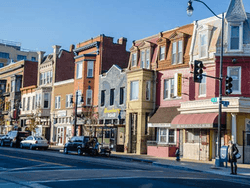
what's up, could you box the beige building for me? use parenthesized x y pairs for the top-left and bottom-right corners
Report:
(52, 79), (74, 145)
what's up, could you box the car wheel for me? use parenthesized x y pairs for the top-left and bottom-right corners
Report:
(29, 144), (33, 150)
(20, 143), (23, 149)
(77, 148), (82, 155)
(64, 147), (68, 154)
(1, 141), (4, 147)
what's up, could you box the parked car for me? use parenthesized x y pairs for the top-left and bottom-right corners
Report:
(64, 136), (99, 156)
(0, 131), (30, 147)
(64, 136), (111, 156)
(20, 136), (49, 150)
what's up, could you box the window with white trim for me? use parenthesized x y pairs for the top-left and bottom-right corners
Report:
(32, 96), (35, 110)
(200, 34), (207, 58)
(43, 72), (46, 84)
(76, 90), (82, 107)
(157, 128), (176, 144)
(131, 53), (137, 67)
(86, 89), (92, 106)
(66, 94), (73, 108)
(130, 81), (139, 101)
(47, 72), (50, 83)
(50, 71), (53, 83)
(146, 81), (150, 101)
(160, 46), (165, 60)
(230, 26), (240, 50)
(27, 97), (30, 111)
(164, 78), (174, 99)
(199, 73), (206, 96)
(87, 61), (94, 78)
(140, 49), (150, 69)
(55, 96), (61, 109)
(76, 62), (83, 79)
(227, 66), (241, 94)
(40, 73), (43, 85)
(172, 40), (183, 64)
(177, 40), (183, 63)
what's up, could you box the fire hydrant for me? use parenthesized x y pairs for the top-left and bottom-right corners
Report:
(175, 148), (180, 161)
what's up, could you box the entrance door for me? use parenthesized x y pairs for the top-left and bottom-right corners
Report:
(57, 127), (64, 145)
(130, 113), (137, 153)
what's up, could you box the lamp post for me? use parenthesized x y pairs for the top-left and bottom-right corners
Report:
(187, 0), (224, 167)
(71, 91), (84, 136)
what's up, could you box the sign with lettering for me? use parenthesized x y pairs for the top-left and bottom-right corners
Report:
(177, 73), (182, 97)
(172, 123), (212, 129)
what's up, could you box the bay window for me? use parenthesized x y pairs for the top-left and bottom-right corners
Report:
(130, 81), (139, 100)
(76, 62), (83, 79)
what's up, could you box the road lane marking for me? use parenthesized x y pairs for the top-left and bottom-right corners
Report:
(0, 153), (72, 167)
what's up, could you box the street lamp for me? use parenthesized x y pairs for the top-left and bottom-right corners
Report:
(70, 91), (84, 136)
(187, 0), (224, 167)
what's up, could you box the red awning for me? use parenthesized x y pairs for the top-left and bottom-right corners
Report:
(171, 112), (226, 129)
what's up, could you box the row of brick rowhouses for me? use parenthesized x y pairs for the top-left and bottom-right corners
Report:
(0, 0), (250, 163)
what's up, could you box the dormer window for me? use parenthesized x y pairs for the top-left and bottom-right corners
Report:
(228, 23), (243, 51)
(140, 49), (150, 69)
(132, 53), (137, 67)
(172, 40), (183, 64)
(160, 46), (165, 60)
(230, 26), (239, 50)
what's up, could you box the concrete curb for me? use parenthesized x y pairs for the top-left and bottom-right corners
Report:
(152, 162), (203, 172)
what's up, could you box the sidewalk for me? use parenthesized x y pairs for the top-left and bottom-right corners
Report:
(48, 145), (250, 178)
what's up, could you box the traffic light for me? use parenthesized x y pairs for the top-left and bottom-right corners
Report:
(225, 76), (233, 95)
(194, 60), (203, 83)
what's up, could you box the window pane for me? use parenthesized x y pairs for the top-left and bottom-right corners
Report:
(146, 81), (150, 100)
(229, 67), (240, 91)
(86, 90), (92, 105)
(164, 79), (169, 99)
(141, 51), (145, 68)
(87, 61), (94, 77)
(160, 46), (165, 60)
(178, 41), (183, 63)
(170, 79), (174, 97)
(146, 49), (150, 69)
(101, 90), (105, 106)
(77, 62), (82, 78)
(132, 53), (137, 67)
(119, 88), (124, 105)
(231, 26), (239, 50)
(172, 42), (176, 64)
(130, 81), (139, 100)
(44, 93), (49, 108)
(110, 89), (114, 105)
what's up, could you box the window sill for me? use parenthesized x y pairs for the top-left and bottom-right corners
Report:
(198, 95), (206, 98)
(87, 77), (94, 79)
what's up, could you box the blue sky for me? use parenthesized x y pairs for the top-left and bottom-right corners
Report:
(1, 0), (249, 54)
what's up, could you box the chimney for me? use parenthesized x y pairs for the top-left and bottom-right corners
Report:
(37, 51), (46, 64)
(52, 45), (61, 55)
(69, 44), (75, 52)
(117, 37), (127, 45)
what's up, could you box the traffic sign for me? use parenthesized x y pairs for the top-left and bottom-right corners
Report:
(211, 97), (218, 103)
(222, 101), (230, 107)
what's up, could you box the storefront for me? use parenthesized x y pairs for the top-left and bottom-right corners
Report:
(147, 107), (180, 158)
(171, 112), (226, 161)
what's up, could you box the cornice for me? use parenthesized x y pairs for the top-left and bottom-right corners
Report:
(74, 41), (100, 53)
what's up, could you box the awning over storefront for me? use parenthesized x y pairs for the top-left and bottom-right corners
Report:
(171, 112), (226, 129)
(148, 107), (179, 127)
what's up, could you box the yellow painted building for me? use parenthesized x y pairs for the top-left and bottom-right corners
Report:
(125, 69), (156, 154)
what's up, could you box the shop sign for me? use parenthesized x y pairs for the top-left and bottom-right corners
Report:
(104, 108), (120, 114)
(58, 110), (67, 117)
(177, 73), (182, 97)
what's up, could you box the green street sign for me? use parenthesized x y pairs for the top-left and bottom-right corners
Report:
(211, 97), (218, 103)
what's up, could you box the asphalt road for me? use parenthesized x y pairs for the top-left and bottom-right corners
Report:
(0, 147), (249, 188)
